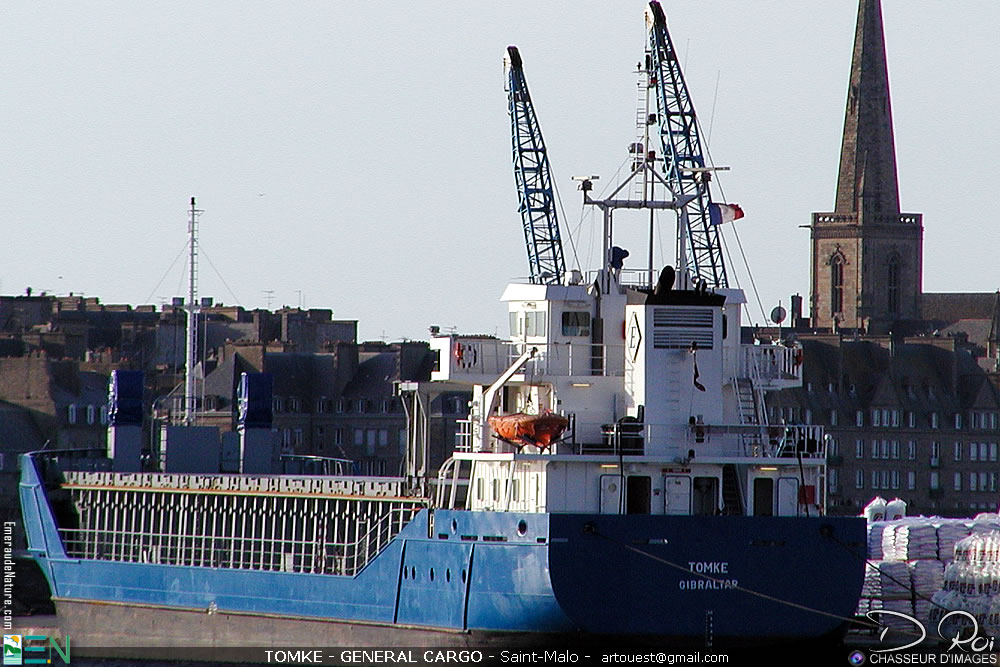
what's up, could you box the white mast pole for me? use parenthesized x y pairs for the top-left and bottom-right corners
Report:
(184, 197), (202, 425)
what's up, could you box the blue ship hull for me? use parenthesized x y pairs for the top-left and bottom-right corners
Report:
(20, 456), (866, 647)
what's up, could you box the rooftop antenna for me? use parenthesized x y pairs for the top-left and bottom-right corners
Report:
(262, 290), (275, 310)
(184, 196), (203, 425)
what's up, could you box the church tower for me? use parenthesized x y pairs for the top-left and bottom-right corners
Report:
(810, 0), (923, 331)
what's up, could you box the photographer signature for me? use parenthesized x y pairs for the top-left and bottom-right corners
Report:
(868, 609), (997, 653)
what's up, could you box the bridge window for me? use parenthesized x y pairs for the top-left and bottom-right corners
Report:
(525, 311), (547, 337)
(561, 311), (591, 337)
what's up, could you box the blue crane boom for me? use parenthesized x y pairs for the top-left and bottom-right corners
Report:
(506, 46), (566, 285)
(646, 1), (728, 288)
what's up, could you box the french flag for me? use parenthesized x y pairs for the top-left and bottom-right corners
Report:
(709, 202), (745, 226)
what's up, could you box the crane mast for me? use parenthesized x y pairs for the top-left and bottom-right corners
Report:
(505, 46), (566, 285)
(646, 1), (728, 288)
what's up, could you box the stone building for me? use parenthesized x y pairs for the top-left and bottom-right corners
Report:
(768, 337), (1000, 516)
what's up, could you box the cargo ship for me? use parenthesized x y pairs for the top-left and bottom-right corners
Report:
(19, 2), (866, 651)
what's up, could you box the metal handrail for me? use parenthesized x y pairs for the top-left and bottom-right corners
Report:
(58, 503), (423, 577)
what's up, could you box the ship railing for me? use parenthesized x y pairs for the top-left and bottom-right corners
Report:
(508, 342), (625, 378)
(57, 501), (425, 577)
(454, 419), (473, 452)
(584, 268), (659, 290)
(739, 344), (801, 385)
(685, 423), (826, 459)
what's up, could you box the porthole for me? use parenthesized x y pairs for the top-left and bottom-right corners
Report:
(517, 520), (528, 536)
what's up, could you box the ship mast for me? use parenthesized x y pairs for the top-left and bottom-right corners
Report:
(184, 196), (202, 425)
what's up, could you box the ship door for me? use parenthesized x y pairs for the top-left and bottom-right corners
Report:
(600, 475), (623, 514)
(752, 477), (774, 516)
(692, 477), (719, 516)
(663, 476), (691, 515)
(776, 477), (799, 516)
(626, 476), (651, 514)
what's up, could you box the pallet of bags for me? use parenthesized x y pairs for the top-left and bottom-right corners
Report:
(937, 520), (973, 563)
(867, 521), (887, 560)
(893, 520), (939, 561)
(862, 560), (912, 600)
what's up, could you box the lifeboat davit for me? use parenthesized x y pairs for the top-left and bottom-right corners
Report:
(488, 412), (569, 449)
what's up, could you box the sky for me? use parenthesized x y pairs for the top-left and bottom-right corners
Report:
(3, 1), (999, 341)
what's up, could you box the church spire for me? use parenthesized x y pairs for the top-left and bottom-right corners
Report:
(810, 0), (923, 331)
(834, 0), (900, 221)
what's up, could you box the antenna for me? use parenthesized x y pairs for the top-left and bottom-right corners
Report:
(262, 290), (275, 310)
(184, 197), (203, 425)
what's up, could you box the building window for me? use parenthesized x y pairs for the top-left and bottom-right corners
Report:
(930, 471), (940, 490)
(970, 473), (978, 492)
(954, 442), (962, 461)
(891, 410), (900, 428)
(289, 397), (301, 413)
(829, 438), (839, 456)
(87, 405), (96, 425)
(872, 410), (882, 427)
(856, 469), (864, 489)
(830, 410), (838, 426)
(335, 428), (344, 446)
(379, 429), (389, 447)
(954, 472), (962, 491)
(855, 440), (864, 459)
(273, 397), (284, 414)
(891, 470), (899, 489)
(908, 411), (916, 428)
(68, 404), (77, 424)
(830, 254), (844, 315)
(980, 472), (988, 492)
(354, 429), (363, 446)
(991, 443), (998, 462)
(856, 411), (864, 427)
(908, 441), (916, 460)
(971, 442), (979, 462)
(99, 405), (108, 425)
(955, 413), (963, 430)
(931, 441), (941, 460)
(887, 256), (900, 315)
(293, 429), (303, 446)
(932, 413), (940, 429)
(907, 471), (916, 491)
(891, 441), (900, 459)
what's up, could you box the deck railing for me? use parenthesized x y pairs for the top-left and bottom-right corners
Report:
(59, 489), (425, 577)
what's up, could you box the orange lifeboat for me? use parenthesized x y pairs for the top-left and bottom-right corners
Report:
(488, 412), (569, 449)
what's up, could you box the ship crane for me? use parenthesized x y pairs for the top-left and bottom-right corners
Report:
(646, 1), (728, 289)
(505, 46), (566, 285)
